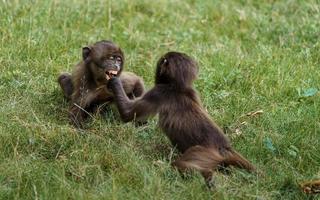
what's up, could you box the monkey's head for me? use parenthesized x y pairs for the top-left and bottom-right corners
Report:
(155, 52), (198, 87)
(82, 40), (124, 84)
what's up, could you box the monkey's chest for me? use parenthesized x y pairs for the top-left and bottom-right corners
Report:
(159, 110), (228, 153)
(94, 88), (114, 103)
(159, 112), (199, 152)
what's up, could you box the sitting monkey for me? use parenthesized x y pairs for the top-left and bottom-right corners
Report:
(58, 40), (145, 127)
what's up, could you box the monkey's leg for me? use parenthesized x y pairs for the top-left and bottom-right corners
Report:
(223, 149), (256, 173)
(132, 80), (145, 98)
(69, 104), (87, 128)
(131, 81), (147, 126)
(172, 146), (224, 187)
(119, 72), (145, 99)
(121, 80), (145, 99)
(58, 72), (73, 100)
(68, 92), (96, 128)
(133, 81), (148, 126)
(173, 158), (214, 186)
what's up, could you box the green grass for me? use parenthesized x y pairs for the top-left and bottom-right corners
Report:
(0, 0), (319, 199)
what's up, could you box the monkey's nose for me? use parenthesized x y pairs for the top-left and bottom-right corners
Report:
(114, 63), (121, 71)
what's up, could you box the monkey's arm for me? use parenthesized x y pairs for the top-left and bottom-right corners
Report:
(108, 77), (158, 122)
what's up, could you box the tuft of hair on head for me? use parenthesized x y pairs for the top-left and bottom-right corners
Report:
(155, 51), (198, 88)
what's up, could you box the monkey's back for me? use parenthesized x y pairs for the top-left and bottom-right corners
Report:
(158, 89), (231, 153)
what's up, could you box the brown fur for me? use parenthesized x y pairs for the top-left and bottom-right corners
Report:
(58, 40), (145, 127)
(108, 51), (255, 185)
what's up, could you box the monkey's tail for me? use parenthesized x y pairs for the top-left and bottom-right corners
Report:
(172, 146), (255, 187)
(173, 146), (255, 177)
(222, 149), (256, 173)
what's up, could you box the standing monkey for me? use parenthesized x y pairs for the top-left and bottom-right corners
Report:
(107, 51), (255, 185)
(58, 40), (145, 127)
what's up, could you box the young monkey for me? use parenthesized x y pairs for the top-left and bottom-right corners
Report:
(58, 40), (144, 127)
(107, 51), (255, 185)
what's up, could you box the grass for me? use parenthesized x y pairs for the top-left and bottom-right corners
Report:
(0, 0), (319, 199)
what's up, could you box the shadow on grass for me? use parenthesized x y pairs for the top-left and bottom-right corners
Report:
(33, 88), (120, 127)
(32, 88), (71, 126)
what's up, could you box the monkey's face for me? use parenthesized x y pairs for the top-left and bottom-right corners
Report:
(82, 40), (124, 85)
(155, 52), (198, 87)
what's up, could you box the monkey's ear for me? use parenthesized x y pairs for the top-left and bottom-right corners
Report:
(163, 58), (168, 65)
(82, 47), (91, 61)
(160, 58), (168, 75)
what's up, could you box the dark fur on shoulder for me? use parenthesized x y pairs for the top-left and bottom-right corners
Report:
(108, 51), (255, 185)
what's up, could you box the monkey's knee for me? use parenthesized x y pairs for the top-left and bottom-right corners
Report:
(173, 159), (214, 187)
(172, 160), (188, 173)
(133, 80), (145, 98)
(172, 151), (211, 175)
(58, 72), (71, 84)
(58, 73), (73, 100)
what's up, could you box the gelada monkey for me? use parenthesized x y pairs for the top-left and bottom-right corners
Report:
(107, 51), (255, 186)
(58, 40), (144, 127)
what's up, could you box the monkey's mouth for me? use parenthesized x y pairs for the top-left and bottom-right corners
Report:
(106, 70), (118, 80)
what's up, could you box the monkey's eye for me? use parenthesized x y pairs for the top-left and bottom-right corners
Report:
(109, 56), (115, 60)
(116, 57), (122, 62)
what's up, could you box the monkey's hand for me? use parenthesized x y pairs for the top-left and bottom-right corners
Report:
(107, 77), (122, 91)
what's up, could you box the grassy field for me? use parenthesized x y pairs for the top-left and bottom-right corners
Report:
(0, 0), (319, 199)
